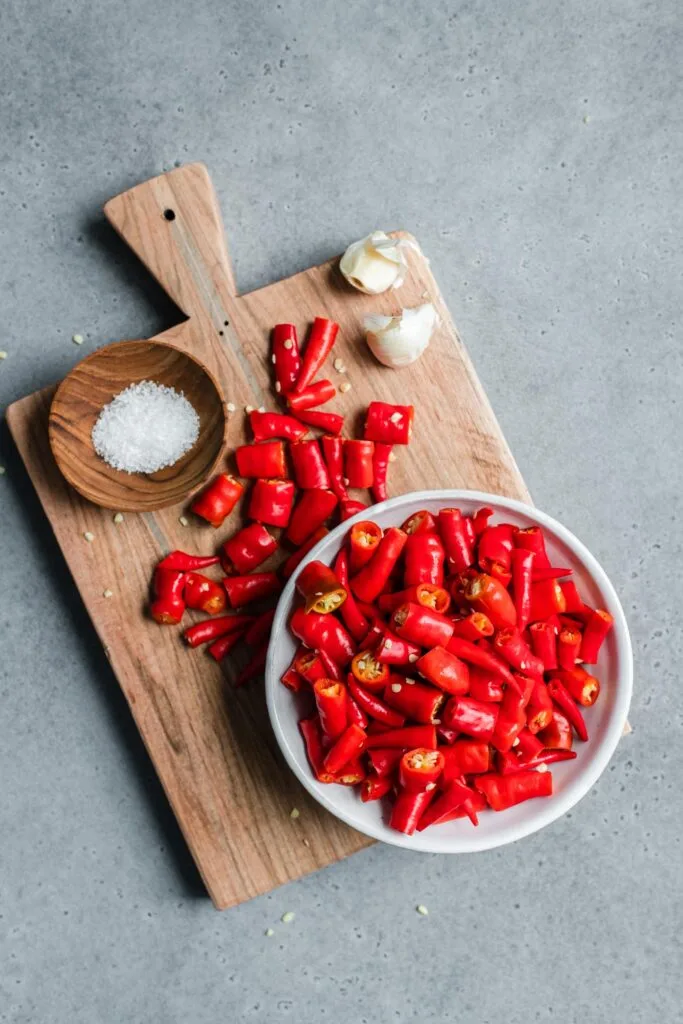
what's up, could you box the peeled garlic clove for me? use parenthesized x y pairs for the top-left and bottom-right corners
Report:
(339, 231), (408, 295)
(364, 303), (438, 368)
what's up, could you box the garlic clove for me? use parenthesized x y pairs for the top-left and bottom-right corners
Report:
(339, 231), (408, 295)
(364, 303), (438, 368)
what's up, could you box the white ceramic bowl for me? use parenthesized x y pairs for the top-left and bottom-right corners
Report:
(266, 490), (632, 852)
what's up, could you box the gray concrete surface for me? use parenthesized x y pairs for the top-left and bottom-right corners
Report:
(1, 0), (681, 1020)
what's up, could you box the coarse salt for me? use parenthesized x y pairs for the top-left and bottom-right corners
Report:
(91, 381), (199, 474)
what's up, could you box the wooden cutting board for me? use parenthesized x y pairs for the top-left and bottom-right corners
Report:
(6, 163), (530, 910)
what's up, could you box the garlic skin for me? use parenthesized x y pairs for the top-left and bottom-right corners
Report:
(339, 231), (408, 295)
(364, 303), (438, 368)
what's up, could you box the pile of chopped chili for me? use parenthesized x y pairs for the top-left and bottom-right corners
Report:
(146, 317), (415, 684)
(284, 507), (613, 832)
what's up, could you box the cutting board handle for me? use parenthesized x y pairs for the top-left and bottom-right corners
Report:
(104, 163), (238, 326)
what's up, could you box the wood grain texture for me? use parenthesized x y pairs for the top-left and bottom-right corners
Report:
(49, 339), (227, 511)
(7, 163), (531, 910)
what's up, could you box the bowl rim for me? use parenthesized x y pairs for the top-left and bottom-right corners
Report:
(266, 488), (633, 853)
(48, 337), (228, 512)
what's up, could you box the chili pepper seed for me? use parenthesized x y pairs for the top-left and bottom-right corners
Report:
(83, 531), (95, 543)
(178, 515), (189, 527)
(265, 928), (275, 937)
(72, 334), (84, 345)
(0, 351), (7, 360)
(416, 905), (429, 916)
(226, 402), (236, 413)
(391, 682), (402, 693)
(103, 589), (113, 599)
(275, 382), (282, 393)
(389, 451), (397, 462)
(340, 381), (352, 393)
(281, 911), (295, 924)
(0, 466), (5, 475)
(245, 405), (254, 414)
(113, 512), (124, 524)
(289, 808), (300, 819)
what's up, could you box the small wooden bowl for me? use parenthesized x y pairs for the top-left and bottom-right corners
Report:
(49, 339), (227, 512)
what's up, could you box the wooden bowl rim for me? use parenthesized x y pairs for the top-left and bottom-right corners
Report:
(48, 337), (228, 512)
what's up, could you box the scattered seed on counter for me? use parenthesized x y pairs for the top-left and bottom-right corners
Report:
(281, 911), (295, 924)
(302, 838), (310, 848)
(0, 466), (5, 475)
(265, 928), (275, 937)
(340, 381), (352, 393)
(72, 334), (84, 345)
(389, 451), (397, 462)
(583, 114), (591, 124)
(258, 406), (266, 413)
(113, 512), (124, 524)
(178, 515), (189, 527)
(416, 905), (429, 916)
(289, 808), (300, 820)
(83, 531), (95, 543)
(245, 405), (255, 414)
(0, 350), (7, 360)
(226, 402), (236, 413)
(103, 589), (113, 599)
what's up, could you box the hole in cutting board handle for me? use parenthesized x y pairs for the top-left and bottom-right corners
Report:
(163, 209), (176, 221)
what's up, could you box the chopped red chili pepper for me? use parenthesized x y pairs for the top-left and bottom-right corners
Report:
(296, 560), (347, 614)
(361, 775), (393, 802)
(235, 441), (287, 480)
(526, 679), (555, 734)
(349, 520), (383, 573)
(289, 606), (356, 666)
(538, 709), (574, 750)
(450, 612), (494, 642)
(404, 531), (446, 587)
(378, 583), (451, 616)
(248, 478), (295, 528)
(399, 748), (444, 792)
(209, 629), (246, 662)
(491, 685), (527, 753)
(513, 526), (550, 568)
(374, 628), (421, 666)
(442, 695), (499, 741)
(340, 498), (369, 521)
(249, 410), (307, 442)
(440, 739), (491, 781)
(323, 723), (367, 775)
(511, 548), (535, 631)
(350, 649), (390, 691)
(493, 628), (544, 677)
(294, 648), (327, 685)
(528, 620), (558, 671)
(190, 473), (244, 528)
(532, 566), (573, 581)
(559, 579), (586, 615)
(446, 636), (518, 690)
(343, 439), (374, 489)
(553, 666), (600, 707)
(157, 550), (220, 571)
(371, 443), (393, 503)
(150, 567), (186, 625)
(184, 613), (255, 648)
(365, 725), (437, 750)
(183, 572), (227, 616)
(293, 408), (345, 435)
(580, 608), (613, 664)
(313, 679), (348, 740)
(281, 663), (305, 691)
(472, 506), (494, 536)
(416, 646), (470, 696)
(347, 675), (406, 727)
(557, 625), (582, 670)
(367, 747), (404, 776)
(224, 572), (281, 608)
(364, 401), (414, 445)
(468, 667), (505, 702)
(529, 579), (566, 622)
(299, 714), (336, 783)
(391, 602), (455, 649)
(286, 489), (338, 546)
(293, 318), (340, 393)
(347, 693), (369, 729)
(221, 523), (278, 574)
(290, 439), (329, 490)
(389, 787), (434, 835)
(287, 378), (336, 412)
(401, 510), (438, 535)
(383, 676), (445, 724)
(514, 728), (545, 761)
(350, 526), (407, 603)
(333, 549), (369, 642)
(321, 435), (348, 500)
(465, 572), (517, 630)
(438, 508), (474, 573)
(272, 323), (302, 395)
(475, 770), (553, 811)
(478, 523), (515, 574)
(318, 648), (343, 681)
(417, 778), (481, 829)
